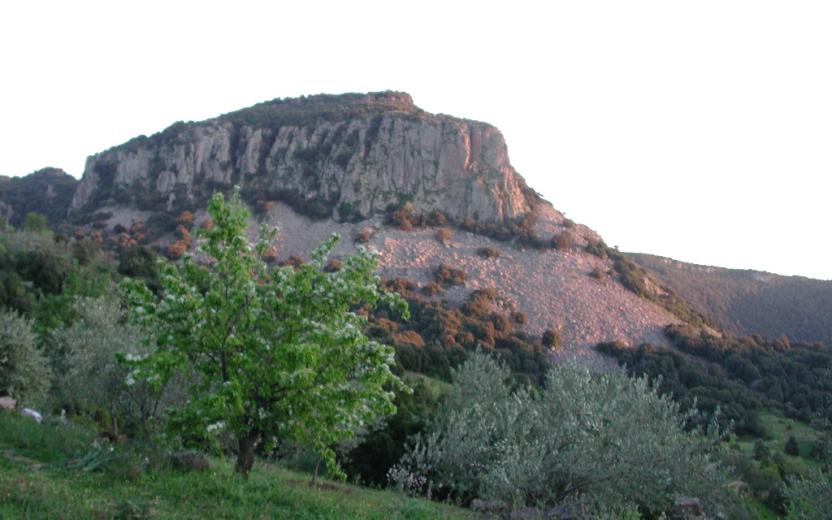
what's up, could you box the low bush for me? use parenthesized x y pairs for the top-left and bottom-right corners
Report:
(542, 329), (560, 349)
(0, 310), (51, 407)
(476, 246), (500, 259)
(391, 353), (739, 517)
(433, 264), (466, 287)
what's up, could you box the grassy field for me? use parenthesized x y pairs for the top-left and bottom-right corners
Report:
(0, 414), (473, 520)
(731, 411), (823, 471)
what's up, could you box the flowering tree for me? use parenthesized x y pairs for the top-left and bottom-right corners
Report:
(121, 190), (407, 477)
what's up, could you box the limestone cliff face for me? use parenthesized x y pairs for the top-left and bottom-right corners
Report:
(70, 92), (536, 223)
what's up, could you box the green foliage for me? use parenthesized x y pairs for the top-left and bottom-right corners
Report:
(121, 189), (408, 477)
(341, 376), (444, 486)
(785, 470), (832, 519)
(0, 415), (471, 520)
(785, 435), (801, 456)
(0, 168), (77, 228)
(0, 229), (111, 329)
(599, 325), (832, 436)
(0, 413), (94, 466)
(23, 212), (48, 233)
(596, 341), (765, 435)
(392, 353), (738, 517)
(117, 246), (160, 293)
(55, 294), (179, 436)
(665, 324), (832, 424)
(0, 310), (50, 406)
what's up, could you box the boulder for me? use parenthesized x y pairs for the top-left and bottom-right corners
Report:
(0, 396), (15, 411)
(672, 496), (704, 519)
(20, 408), (43, 423)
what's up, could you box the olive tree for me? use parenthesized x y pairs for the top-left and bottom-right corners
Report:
(121, 190), (407, 477)
(391, 353), (739, 517)
(785, 470), (832, 519)
(0, 310), (50, 407)
(56, 294), (180, 436)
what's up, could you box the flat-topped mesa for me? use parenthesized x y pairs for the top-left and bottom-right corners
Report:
(69, 91), (538, 223)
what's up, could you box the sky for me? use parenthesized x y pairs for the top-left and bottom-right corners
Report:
(1, 1), (831, 280)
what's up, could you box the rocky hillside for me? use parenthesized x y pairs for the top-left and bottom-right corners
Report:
(70, 92), (535, 225)
(0, 168), (78, 227)
(630, 253), (832, 346)
(24, 92), (695, 359)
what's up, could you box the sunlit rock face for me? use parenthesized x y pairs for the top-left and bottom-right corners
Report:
(70, 92), (536, 224)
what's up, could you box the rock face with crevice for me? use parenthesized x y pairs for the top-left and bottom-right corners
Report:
(69, 92), (536, 224)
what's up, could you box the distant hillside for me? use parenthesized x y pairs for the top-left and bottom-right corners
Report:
(0, 168), (78, 227)
(58, 91), (688, 355)
(629, 253), (832, 346)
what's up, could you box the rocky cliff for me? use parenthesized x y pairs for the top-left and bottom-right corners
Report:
(61, 92), (689, 357)
(70, 92), (536, 224)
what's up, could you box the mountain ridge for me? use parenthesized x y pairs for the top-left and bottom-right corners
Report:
(6, 91), (831, 353)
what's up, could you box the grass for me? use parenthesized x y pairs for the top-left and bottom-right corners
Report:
(732, 411), (824, 471)
(0, 414), (473, 519)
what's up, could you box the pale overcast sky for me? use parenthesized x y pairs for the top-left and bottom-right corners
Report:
(1, 1), (830, 279)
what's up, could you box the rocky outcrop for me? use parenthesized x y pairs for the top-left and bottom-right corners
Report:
(70, 92), (537, 224)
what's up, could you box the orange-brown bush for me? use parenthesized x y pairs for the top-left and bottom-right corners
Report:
(553, 231), (575, 251)
(167, 239), (188, 259)
(176, 211), (194, 228)
(261, 245), (278, 263)
(476, 246), (500, 259)
(435, 228), (451, 244)
(393, 330), (426, 348)
(355, 228), (371, 244)
(434, 264), (467, 287)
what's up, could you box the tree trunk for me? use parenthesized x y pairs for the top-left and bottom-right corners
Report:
(310, 459), (321, 487)
(235, 430), (259, 477)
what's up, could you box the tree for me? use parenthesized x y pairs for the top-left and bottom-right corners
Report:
(392, 352), (739, 517)
(23, 212), (48, 233)
(785, 470), (832, 519)
(785, 435), (800, 456)
(121, 190), (408, 478)
(57, 294), (179, 436)
(0, 310), (51, 406)
(542, 328), (560, 349)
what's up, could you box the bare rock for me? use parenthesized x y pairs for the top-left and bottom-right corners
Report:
(20, 408), (42, 423)
(672, 496), (704, 519)
(0, 396), (15, 411)
(69, 92), (534, 224)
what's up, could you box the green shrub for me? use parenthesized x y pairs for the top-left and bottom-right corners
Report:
(785, 469), (832, 519)
(23, 212), (48, 233)
(391, 353), (739, 517)
(56, 295), (180, 436)
(785, 435), (800, 456)
(0, 310), (50, 406)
